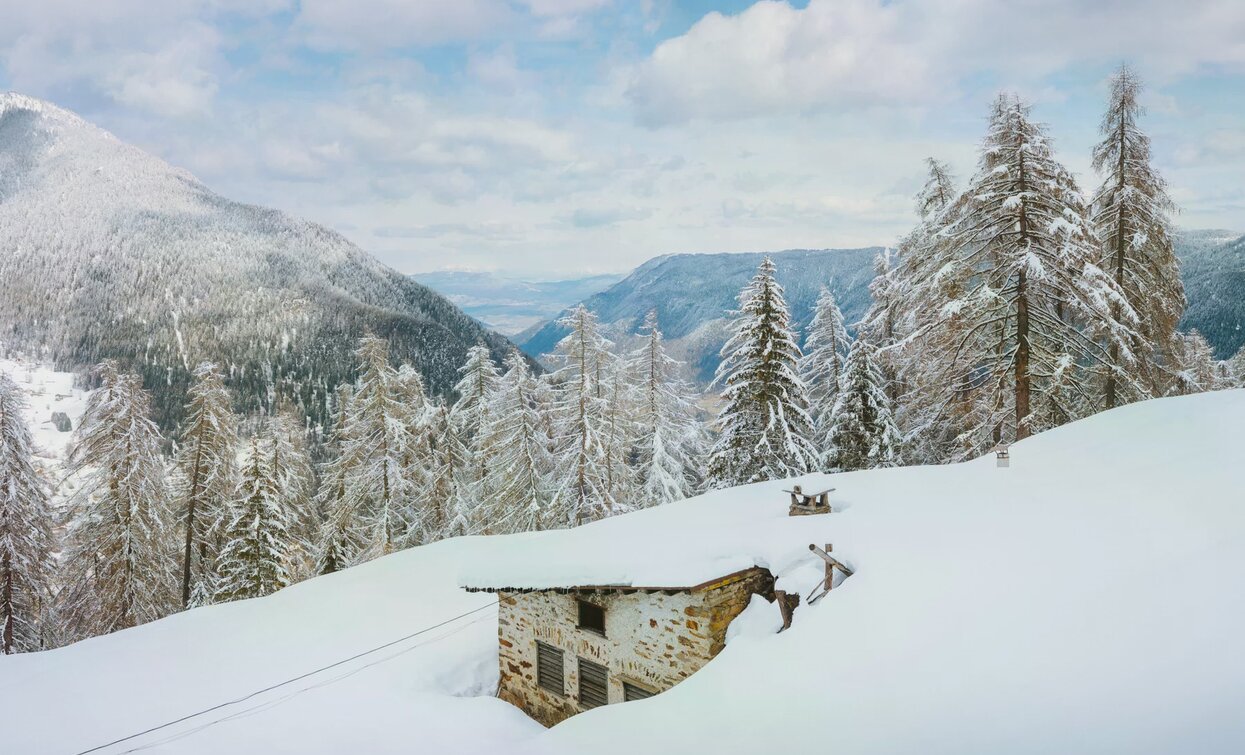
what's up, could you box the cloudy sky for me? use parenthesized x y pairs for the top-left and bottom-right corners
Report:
(2, 0), (1244, 277)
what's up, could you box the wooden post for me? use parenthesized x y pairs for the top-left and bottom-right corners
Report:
(824, 543), (834, 592)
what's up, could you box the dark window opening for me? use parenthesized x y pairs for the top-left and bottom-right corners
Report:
(536, 641), (564, 696)
(578, 657), (608, 709)
(623, 682), (655, 702)
(577, 600), (606, 636)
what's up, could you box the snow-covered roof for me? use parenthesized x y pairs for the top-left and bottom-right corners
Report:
(456, 475), (846, 594)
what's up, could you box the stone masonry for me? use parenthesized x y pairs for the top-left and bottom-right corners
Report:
(495, 567), (774, 727)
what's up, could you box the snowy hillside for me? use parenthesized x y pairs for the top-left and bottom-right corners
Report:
(3, 389), (1243, 753)
(1178, 229), (1245, 359)
(0, 93), (516, 430)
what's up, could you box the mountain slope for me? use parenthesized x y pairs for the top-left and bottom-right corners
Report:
(0, 93), (517, 430)
(1176, 229), (1245, 359)
(412, 271), (624, 335)
(3, 389), (1242, 753)
(518, 248), (881, 381)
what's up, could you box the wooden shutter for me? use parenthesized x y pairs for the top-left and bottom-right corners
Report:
(536, 641), (564, 696)
(577, 657), (608, 709)
(623, 682), (655, 702)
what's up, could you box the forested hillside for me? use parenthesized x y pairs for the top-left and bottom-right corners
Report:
(1177, 229), (1245, 359)
(0, 93), (515, 431)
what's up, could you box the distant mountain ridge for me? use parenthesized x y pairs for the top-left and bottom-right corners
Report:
(519, 231), (1245, 384)
(517, 248), (882, 382)
(0, 93), (517, 431)
(411, 270), (624, 335)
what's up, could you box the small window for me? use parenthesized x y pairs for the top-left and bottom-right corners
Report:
(577, 600), (606, 636)
(536, 641), (564, 696)
(623, 682), (655, 702)
(578, 657), (608, 709)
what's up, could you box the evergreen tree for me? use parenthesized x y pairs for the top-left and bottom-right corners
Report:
(628, 310), (705, 505)
(547, 305), (617, 526)
(708, 257), (817, 486)
(314, 385), (357, 574)
(213, 434), (296, 602)
(266, 413), (316, 582)
(799, 288), (850, 466)
(1227, 345), (1245, 389)
(0, 372), (56, 653)
(913, 95), (1133, 452)
(452, 344), (502, 499)
(1090, 64), (1184, 408)
(314, 336), (421, 570)
(174, 362), (237, 608)
(1168, 330), (1224, 395)
(394, 364), (435, 544)
(481, 351), (555, 533)
(600, 357), (637, 513)
(60, 362), (174, 639)
(427, 403), (472, 539)
(827, 338), (903, 472)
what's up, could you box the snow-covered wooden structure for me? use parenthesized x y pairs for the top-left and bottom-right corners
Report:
(464, 567), (775, 726)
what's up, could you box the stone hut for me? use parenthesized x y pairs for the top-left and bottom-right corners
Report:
(464, 567), (774, 727)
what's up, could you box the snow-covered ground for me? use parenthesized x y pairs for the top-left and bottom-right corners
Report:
(3, 390), (1244, 753)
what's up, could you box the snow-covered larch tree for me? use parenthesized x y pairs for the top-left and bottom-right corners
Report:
(452, 344), (502, 502)
(60, 362), (175, 639)
(826, 337), (903, 472)
(1167, 330), (1224, 395)
(547, 305), (617, 526)
(481, 350), (555, 533)
(426, 403), (472, 539)
(313, 385), (357, 574)
(708, 257), (817, 487)
(1090, 64), (1183, 408)
(174, 362), (237, 608)
(314, 336), (421, 570)
(213, 434), (296, 602)
(0, 372), (56, 653)
(926, 94), (1134, 450)
(799, 288), (850, 465)
(628, 310), (705, 505)
(265, 412), (316, 582)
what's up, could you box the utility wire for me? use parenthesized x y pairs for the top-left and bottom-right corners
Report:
(74, 600), (498, 755)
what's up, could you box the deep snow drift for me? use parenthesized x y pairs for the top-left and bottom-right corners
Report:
(3, 390), (1244, 753)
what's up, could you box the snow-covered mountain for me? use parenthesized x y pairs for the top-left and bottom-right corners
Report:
(517, 248), (882, 382)
(0, 93), (516, 430)
(4, 388), (1243, 753)
(412, 271), (625, 335)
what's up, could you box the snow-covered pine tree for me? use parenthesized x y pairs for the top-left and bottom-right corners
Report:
(929, 95), (1133, 449)
(1227, 345), (1245, 389)
(708, 257), (818, 486)
(314, 336), (421, 570)
(1090, 64), (1183, 408)
(600, 356), (638, 513)
(213, 434), (296, 602)
(480, 350), (555, 533)
(827, 337), (903, 472)
(426, 403), (472, 539)
(266, 412), (316, 582)
(799, 288), (850, 466)
(628, 310), (705, 505)
(174, 362), (237, 608)
(313, 385), (358, 574)
(547, 305), (617, 526)
(452, 344), (502, 503)
(394, 364), (435, 544)
(0, 372), (56, 653)
(60, 362), (175, 639)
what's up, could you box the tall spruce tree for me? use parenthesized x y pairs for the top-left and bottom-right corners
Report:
(547, 305), (616, 526)
(708, 257), (817, 486)
(175, 362), (237, 608)
(1090, 64), (1183, 408)
(60, 362), (174, 639)
(0, 372), (56, 653)
(628, 310), (705, 505)
(213, 433), (296, 602)
(481, 351), (555, 533)
(266, 413), (316, 581)
(799, 288), (850, 466)
(826, 337), (903, 472)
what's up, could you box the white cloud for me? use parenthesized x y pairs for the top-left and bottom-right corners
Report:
(628, 0), (1245, 126)
(293, 0), (515, 50)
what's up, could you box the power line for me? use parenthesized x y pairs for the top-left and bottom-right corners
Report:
(75, 600), (498, 755)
